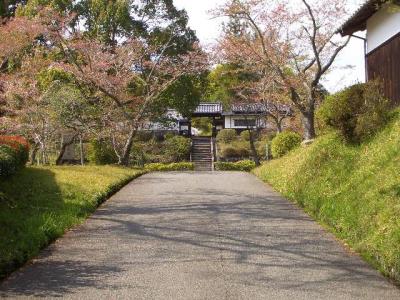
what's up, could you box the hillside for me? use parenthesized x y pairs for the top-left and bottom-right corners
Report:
(254, 111), (400, 283)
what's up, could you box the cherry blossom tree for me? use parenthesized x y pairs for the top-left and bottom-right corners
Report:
(215, 0), (351, 140)
(0, 8), (208, 165)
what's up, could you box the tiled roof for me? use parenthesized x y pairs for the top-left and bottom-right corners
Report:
(194, 103), (223, 115)
(340, 0), (396, 36)
(230, 103), (292, 115)
(231, 103), (267, 114)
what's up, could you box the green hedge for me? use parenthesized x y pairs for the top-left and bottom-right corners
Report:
(0, 136), (29, 178)
(215, 160), (256, 172)
(145, 162), (194, 172)
(317, 81), (390, 143)
(164, 136), (191, 162)
(87, 139), (118, 165)
(271, 131), (302, 158)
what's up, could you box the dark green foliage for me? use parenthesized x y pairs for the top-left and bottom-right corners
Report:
(164, 136), (191, 162)
(318, 82), (390, 143)
(160, 75), (204, 117)
(129, 135), (190, 166)
(217, 129), (237, 143)
(221, 146), (249, 160)
(271, 131), (302, 158)
(204, 63), (257, 107)
(215, 160), (256, 172)
(87, 139), (118, 165)
(0, 136), (29, 178)
(145, 162), (194, 172)
(0, 145), (18, 177)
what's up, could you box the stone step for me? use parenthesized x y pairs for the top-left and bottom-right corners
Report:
(191, 137), (213, 171)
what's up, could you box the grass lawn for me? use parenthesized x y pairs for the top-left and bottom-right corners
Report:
(0, 165), (144, 280)
(254, 111), (400, 284)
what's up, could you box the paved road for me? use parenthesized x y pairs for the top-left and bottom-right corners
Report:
(1, 172), (399, 299)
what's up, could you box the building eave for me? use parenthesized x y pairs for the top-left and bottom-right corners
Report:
(340, 0), (394, 36)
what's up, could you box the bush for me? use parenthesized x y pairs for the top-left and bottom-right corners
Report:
(135, 131), (153, 142)
(318, 81), (390, 143)
(221, 147), (239, 159)
(87, 139), (118, 165)
(130, 144), (148, 167)
(271, 131), (302, 158)
(0, 146), (18, 177)
(221, 146), (250, 160)
(215, 160), (256, 172)
(164, 136), (191, 162)
(0, 136), (29, 178)
(145, 162), (194, 172)
(164, 132), (176, 140)
(217, 129), (237, 143)
(240, 130), (251, 141)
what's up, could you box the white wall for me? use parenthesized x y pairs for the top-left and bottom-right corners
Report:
(367, 4), (400, 53)
(224, 116), (267, 129)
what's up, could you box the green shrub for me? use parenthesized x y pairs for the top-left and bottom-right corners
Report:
(318, 81), (390, 143)
(217, 129), (237, 143)
(271, 131), (302, 158)
(130, 144), (148, 167)
(0, 136), (29, 178)
(145, 162), (194, 172)
(221, 146), (250, 159)
(135, 131), (153, 142)
(164, 136), (191, 162)
(221, 147), (239, 159)
(0, 146), (18, 177)
(237, 147), (250, 158)
(164, 132), (176, 140)
(240, 130), (251, 141)
(87, 139), (118, 165)
(215, 160), (256, 172)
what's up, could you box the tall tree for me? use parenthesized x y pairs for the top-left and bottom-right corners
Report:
(216, 0), (351, 140)
(0, 7), (207, 166)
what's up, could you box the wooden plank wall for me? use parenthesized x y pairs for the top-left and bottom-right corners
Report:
(366, 32), (400, 106)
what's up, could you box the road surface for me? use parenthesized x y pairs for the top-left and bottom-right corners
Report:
(1, 172), (399, 299)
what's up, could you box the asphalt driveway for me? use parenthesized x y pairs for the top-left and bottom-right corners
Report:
(0, 172), (399, 299)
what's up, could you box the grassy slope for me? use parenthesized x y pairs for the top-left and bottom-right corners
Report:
(0, 166), (143, 279)
(254, 112), (400, 283)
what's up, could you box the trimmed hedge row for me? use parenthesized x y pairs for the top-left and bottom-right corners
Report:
(145, 162), (195, 172)
(0, 136), (29, 178)
(215, 160), (256, 172)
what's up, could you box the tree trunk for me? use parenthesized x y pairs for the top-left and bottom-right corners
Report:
(30, 143), (39, 165)
(120, 128), (136, 166)
(79, 135), (84, 166)
(249, 129), (260, 167)
(302, 110), (316, 140)
(56, 134), (77, 166)
(276, 120), (283, 133)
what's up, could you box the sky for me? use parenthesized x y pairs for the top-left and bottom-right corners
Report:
(174, 0), (366, 93)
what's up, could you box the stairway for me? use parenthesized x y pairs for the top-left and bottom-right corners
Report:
(191, 137), (213, 171)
